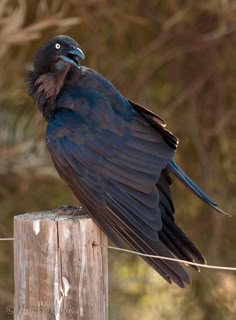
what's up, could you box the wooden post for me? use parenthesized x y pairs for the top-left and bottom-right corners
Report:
(14, 211), (108, 320)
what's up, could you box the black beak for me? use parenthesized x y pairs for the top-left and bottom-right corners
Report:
(60, 47), (85, 68)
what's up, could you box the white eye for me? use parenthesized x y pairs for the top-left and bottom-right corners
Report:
(55, 43), (61, 50)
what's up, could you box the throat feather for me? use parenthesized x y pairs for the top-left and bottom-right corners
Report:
(26, 65), (70, 120)
(35, 73), (61, 101)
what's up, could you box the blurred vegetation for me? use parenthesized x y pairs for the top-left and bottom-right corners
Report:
(0, 0), (235, 319)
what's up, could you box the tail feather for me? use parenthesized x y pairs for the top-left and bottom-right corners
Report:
(103, 205), (191, 287)
(168, 160), (229, 216)
(119, 227), (189, 287)
(159, 229), (199, 271)
(161, 214), (206, 266)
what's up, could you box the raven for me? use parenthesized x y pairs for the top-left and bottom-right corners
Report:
(26, 35), (227, 287)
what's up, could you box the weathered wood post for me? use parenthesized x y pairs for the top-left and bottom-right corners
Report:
(14, 211), (108, 320)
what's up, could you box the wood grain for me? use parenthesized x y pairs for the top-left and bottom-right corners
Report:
(14, 211), (108, 320)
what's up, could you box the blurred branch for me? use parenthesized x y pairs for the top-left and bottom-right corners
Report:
(0, 0), (80, 57)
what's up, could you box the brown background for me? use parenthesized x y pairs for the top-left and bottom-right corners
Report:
(0, 1), (235, 319)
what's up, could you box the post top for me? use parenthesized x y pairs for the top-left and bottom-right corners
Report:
(14, 210), (89, 222)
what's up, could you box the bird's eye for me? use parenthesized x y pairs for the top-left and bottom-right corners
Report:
(55, 43), (61, 50)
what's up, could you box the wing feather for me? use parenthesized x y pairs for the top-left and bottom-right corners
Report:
(46, 96), (203, 287)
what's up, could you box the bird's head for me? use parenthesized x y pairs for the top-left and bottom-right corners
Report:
(33, 35), (85, 73)
(26, 35), (85, 118)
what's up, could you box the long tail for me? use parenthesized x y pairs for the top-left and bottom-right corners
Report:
(168, 160), (229, 216)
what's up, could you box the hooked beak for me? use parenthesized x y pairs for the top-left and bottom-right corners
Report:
(60, 47), (85, 68)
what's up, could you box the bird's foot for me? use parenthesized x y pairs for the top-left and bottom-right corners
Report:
(52, 205), (87, 216)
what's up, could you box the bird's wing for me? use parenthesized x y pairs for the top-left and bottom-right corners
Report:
(130, 100), (228, 216)
(47, 95), (175, 240)
(157, 169), (205, 271)
(46, 96), (194, 287)
(128, 99), (179, 149)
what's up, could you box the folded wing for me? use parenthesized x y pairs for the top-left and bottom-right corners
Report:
(46, 97), (204, 287)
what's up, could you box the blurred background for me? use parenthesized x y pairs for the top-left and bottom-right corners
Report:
(0, 0), (235, 319)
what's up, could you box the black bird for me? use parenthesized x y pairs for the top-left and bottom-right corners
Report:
(26, 35), (227, 287)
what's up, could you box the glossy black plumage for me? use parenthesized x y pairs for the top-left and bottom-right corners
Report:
(26, 35), (226, 287)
